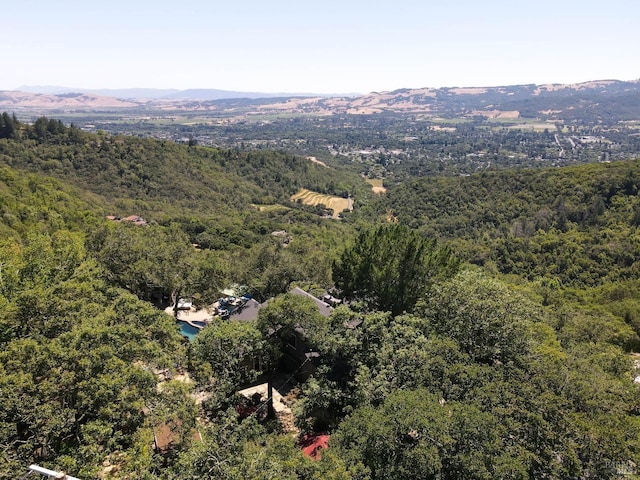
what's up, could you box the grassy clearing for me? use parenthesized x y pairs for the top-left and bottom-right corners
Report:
(251, 204), (290, 213)
(430, 117), (472, 125)
(243, 112), (316, 122)
(290, 188), (352, 218)
(485, 117), (556, 131)
(505, 123), (555, 132)
(366, 178), (387, 194)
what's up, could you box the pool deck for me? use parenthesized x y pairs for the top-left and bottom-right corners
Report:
(164, 305), (213, 328)
(166, 295), (262, 325)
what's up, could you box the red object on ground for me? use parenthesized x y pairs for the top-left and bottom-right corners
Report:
(299, 433), (330, 460)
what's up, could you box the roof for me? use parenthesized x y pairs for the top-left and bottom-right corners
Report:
(346, 318), (364, 329)
(290, 287), (333, 317)
(230, 298), (263, 322)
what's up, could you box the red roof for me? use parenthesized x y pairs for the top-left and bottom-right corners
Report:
(299, 433), (330, 460)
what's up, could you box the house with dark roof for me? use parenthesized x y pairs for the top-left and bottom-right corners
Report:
(277, 287), (335, 380)
(229, 298), (263, 322)
(289, 287), (333, 317)
(227, 287), (337, 381)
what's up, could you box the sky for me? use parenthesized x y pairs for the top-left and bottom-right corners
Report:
(2, 0), (639, 94)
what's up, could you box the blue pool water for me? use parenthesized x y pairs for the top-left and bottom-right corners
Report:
(178, 321), (201, 342)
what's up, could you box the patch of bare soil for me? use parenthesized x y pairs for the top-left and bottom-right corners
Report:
(470, 109), (520, 119)
(306, 156), (329, 168)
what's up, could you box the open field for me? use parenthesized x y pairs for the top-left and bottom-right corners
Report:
(290, 188), (352, 218)
(429, 117), (473, 125)
(366, 178), (387, 194)
(505, 123), (556, 131)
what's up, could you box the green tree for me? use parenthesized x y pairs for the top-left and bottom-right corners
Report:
(333, 224), (459, 316)
(0, 112), (19, 139)
(256, 293), (327, 351)
(191, 319), (277, 401)
(0, 229), (187, 477)
(418, 269), (541, 365)
(334, 388), (526, 480)
(238, 240), (306, 301)
(170, 408), (367, 480)
(94, 222), (208, 306)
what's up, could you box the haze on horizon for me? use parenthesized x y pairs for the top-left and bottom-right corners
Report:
(3, 0), (639, 95)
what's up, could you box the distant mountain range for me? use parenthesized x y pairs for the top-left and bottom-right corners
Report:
(3, 79), (640, 122)
(15, 85), (348, 101)
(0, 90), (140, 109)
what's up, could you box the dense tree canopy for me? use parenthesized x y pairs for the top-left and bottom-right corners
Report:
(333, 224), (459, 315)
(1, 114), (639, 479)
(310, 270), (640, 479)
(191, 318), (277, 402)
(0, 232), (187, 477)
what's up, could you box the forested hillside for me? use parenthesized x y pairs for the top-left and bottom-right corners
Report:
(376, 161), (640, 349)
(381, 160), (640, 284)
(0, 114), (366, 212)
(1, 115), (639, 479)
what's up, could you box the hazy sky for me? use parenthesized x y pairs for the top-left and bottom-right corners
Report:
(3, 0), (639, 94)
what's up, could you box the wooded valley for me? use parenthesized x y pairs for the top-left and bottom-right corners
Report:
(1, 112), (639, 479)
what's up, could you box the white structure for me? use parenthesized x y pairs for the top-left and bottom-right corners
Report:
(25, 465), (81, 480)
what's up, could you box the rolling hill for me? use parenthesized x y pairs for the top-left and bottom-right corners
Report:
(5, 79), (640, 124)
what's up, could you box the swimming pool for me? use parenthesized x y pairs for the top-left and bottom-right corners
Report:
(178, 321), (201, 342)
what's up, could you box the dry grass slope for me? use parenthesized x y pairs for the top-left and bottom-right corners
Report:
(366, 178), (387, 194)
(290, 188), (351, 218)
